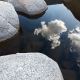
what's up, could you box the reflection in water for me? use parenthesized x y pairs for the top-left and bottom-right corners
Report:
(68, 27), (80, 53)
(17, 11), (46, 19)
(60, 0), (80, 21)
(68, 26), (80, 67)
(34, 19), (67, 49)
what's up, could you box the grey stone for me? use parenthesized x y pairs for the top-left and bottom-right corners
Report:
(0, 53), (64, 80)
(0, 1), (19, 42)
(3, 0), (48, 15)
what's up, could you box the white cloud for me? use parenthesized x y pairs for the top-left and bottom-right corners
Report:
(68, 27), (80, 53)
(34, 19), (67, 49)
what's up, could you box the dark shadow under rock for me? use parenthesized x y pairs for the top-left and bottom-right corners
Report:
(44, 0), (62, 5)
(17, 10), (46, 19)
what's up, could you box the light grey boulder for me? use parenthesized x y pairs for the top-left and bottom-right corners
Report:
(0, 1), (19, 42)
(1, 0), (47, 15)
(0, 52), (64, 80)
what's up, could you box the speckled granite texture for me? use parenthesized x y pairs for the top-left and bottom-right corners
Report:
(0, 53), (64, 80)
(0, 1), (19, 42)
(2, 0), (47, 15)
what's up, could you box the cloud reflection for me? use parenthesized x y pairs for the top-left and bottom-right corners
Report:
(34, 19), (67, 49)
(68, 27), (80, 53)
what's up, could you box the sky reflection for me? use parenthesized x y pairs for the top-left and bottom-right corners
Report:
(34, 19), (67, 49)
(68, 27), (80, 54)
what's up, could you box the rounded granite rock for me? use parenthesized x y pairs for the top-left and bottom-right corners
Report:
(0, 1), (19, 42)
(2, 0), (48, 15)
(0, 53), (64, 80)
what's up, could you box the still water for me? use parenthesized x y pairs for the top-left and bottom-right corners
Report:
(0, 4), (80, 80)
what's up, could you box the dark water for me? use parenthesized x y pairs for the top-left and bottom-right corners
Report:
(0, 4), (80, 80)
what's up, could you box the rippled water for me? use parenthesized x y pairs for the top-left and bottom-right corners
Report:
(0, 4), (80, 80)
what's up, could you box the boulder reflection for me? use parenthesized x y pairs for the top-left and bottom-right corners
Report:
(45, 0), (62, 5)
(17, 11), (46, 19)
(68, 27), (80, 54)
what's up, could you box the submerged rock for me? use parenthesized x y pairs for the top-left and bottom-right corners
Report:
(61, 69), (80, 80)
(0, 53), (64, 80)
(0, 1), (19, 42)
(2, 0), (47, 15)
(61, 60), (75, 69)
